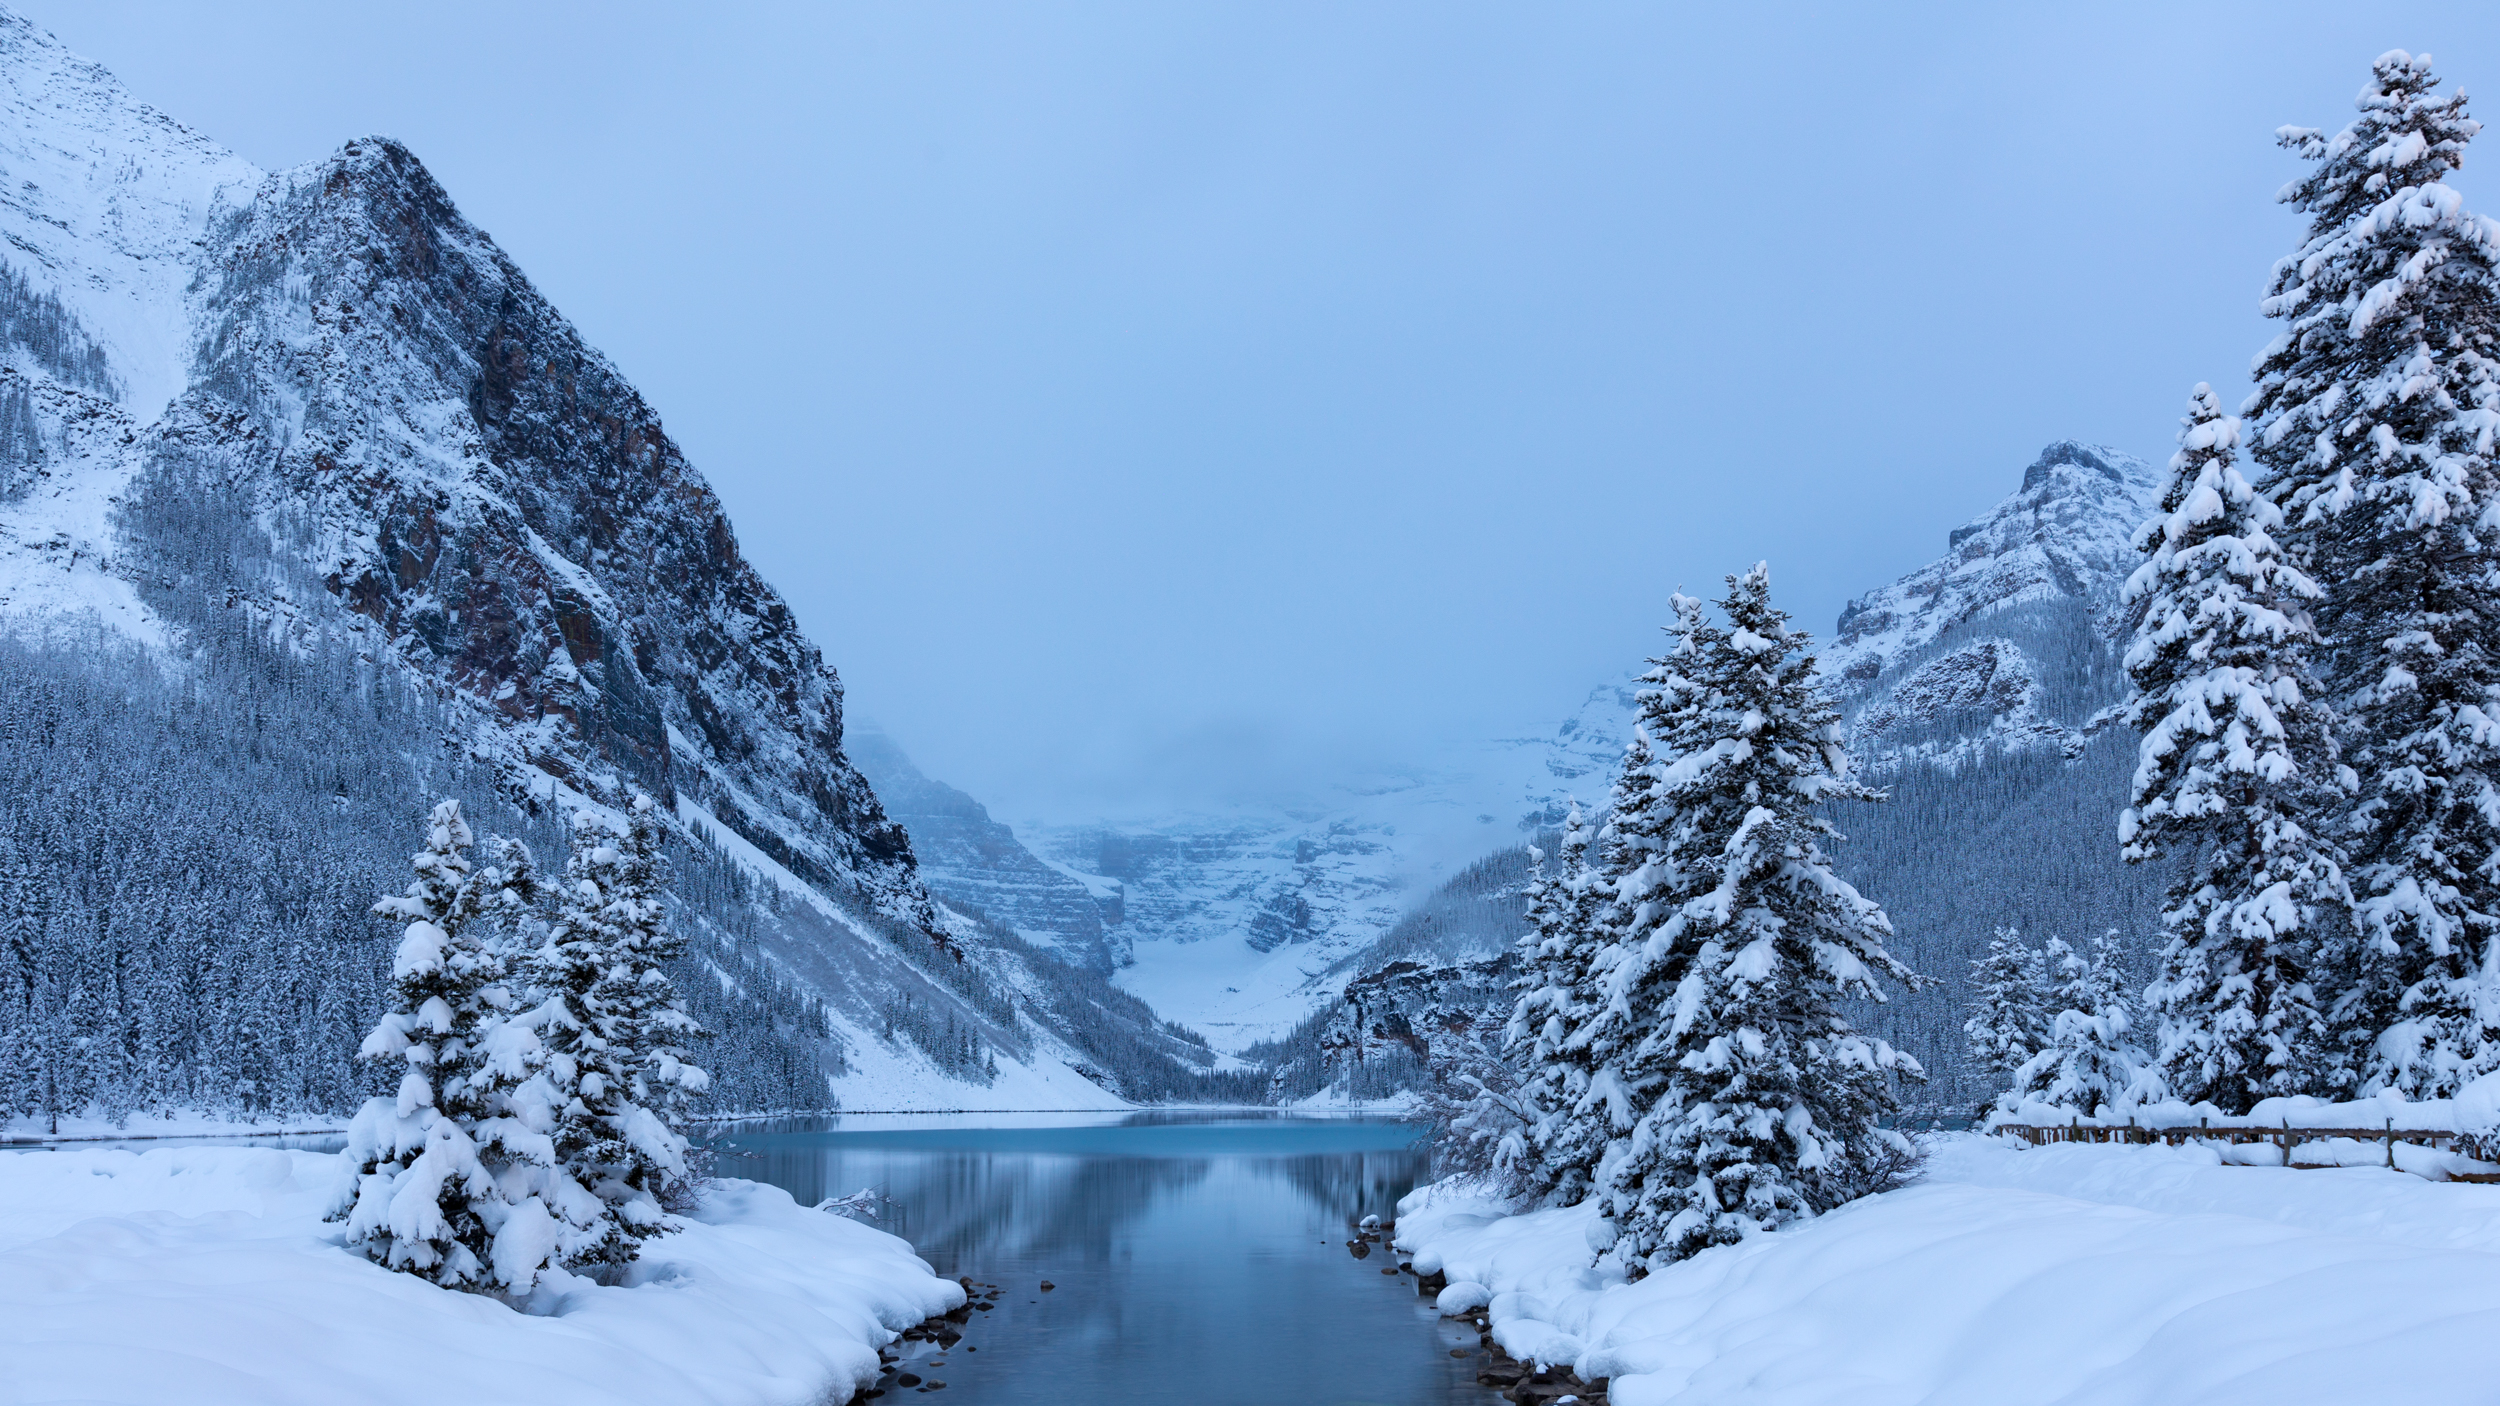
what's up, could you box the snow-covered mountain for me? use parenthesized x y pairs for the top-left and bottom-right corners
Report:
(1824, 440), (2164, 764)
(850, 724), (1541, 1053)
(0, 7), (1232, 1118)
(845, 722), (1119, 969)
(1018, 802), (1456, 1051)
(1480, 441), (2166, 787)
(871, 441), (2170, 1065)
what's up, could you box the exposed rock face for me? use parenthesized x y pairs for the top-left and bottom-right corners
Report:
(0, 9), (930, 930)
(845, 725), (1116, 967)
(177, 137), (926, 919)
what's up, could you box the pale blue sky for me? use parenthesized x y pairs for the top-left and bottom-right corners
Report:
(29, 3), (2500, 815)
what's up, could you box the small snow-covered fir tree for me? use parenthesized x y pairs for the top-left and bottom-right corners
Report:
(530, 796), (708, 1263)
(1590, 565), (1923, 1272)
(2245, 52), (2500, 1098)
(333, 800), (602, 1292)
(2008, 934), (2144, 1117)
(2124, 384), (2348, 1110)
(605, 798), (707, 1137)
(1505, 799), (1611, 1203)
(1964, 927), (2048, 1085)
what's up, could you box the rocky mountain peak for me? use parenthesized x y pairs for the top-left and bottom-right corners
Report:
(2018, 439), (2137, 494)
(0, 18), (933, 930)
(1824, 440), (2161, 709)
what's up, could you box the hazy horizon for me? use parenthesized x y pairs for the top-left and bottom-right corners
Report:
(28, 2), (2500, 819)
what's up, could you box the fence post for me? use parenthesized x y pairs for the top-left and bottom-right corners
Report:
(2386, 1117), (2396, 1170)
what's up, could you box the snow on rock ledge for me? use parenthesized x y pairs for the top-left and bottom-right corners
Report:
(1394, 1135), (2500, 1404)
(0, 1146), (964, 1406)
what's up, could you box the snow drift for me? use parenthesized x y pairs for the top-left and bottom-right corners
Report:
(1396, 1135), (2500, 1404)
(0, 1145), (964, 1406)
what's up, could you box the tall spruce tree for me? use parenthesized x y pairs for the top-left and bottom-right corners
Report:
(2245, 51), (2500, 1097)
(531, 796), (706, 1263)
(1964, 927), (2049, 1087)
(2124, 384), (2348, 1109)
(333, 800), (601, 1291)
(1541, 595), (1716, 1210)
(1590, 565), (1922, 1273)
(1506, 800), (1611, 1204)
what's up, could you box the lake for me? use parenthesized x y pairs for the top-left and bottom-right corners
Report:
(705, 1111), (1490, 1405)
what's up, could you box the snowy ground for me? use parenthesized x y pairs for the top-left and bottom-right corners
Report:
(1396, 1135), (2500, 1405)
(0, 1109), (346, 1143)
(1, 1145), (964, 1406)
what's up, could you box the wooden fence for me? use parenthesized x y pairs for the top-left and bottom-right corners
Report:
(1996, 1120), (2500, 1183)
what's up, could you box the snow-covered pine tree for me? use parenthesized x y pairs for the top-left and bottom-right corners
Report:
(333, 799), (601, 1292)
(2245, 52), (2500, 1098)
(606, 797), (707, 1139)
(1505, 799), (1610, 1203)
(1523, 595), (1717, 1214)
(1964, 926), (2048, 1086)
(1590, 565), (1923, 1273)
(2008, 934), (2143, 1117)
(531, 795), (707, 1264)
(2124, 384), (2348, 1111)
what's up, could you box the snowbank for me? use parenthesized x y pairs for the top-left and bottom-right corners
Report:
(1, 1108), (344, 1142)
(1992, 1076), (2500, 1134)
(1, 1146), (964, 1406)
(1396, 1135), (2500, 1404)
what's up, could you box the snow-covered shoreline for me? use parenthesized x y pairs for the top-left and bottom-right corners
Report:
(1394, 1134), (2500, 1405)
(1, 1145), (964, 1406)
(0, 1110), (347, 1144)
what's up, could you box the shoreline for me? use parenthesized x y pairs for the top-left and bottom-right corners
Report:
(850, 1279), (1005, 1402)
(1347, 1216), (1610, 1406)
(3, 1102), (1414, 1148)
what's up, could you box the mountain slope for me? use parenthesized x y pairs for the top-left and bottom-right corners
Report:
(0, 6), (1219, 1121)
(845, 723), (1117, 969)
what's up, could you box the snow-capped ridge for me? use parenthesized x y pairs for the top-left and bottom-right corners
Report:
(1828, 441), (2159, 690)
(1822, 439), (2160, 766)
(0, 8), (260, 415)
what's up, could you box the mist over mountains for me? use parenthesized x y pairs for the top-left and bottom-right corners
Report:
(849, 442), (2170, 1103)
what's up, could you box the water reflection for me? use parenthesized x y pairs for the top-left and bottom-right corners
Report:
(704, 1112), (1486, 1406)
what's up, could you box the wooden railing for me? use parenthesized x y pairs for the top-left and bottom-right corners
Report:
(1995, 1119), (2500, 1183)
